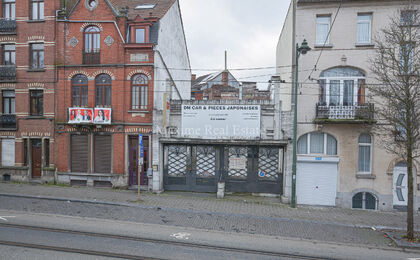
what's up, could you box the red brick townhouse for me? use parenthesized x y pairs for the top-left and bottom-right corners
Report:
(0, 0), (57, 183)
(55, 0), (191, 188)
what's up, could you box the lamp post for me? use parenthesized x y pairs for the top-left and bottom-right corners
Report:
(291, 39), (311, 208)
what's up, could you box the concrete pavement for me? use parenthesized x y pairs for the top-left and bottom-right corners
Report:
(0, 182), (418, 231)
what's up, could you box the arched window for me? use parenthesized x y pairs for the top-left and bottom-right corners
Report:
(83, 26), (100, 64)
(72, 74), (88, 107)
(131, 74), (148, 110)
(358, 134), (372, 173)
(352, 192), (377, 210)
(319, 67), (366, 106)
(95, 74), (111, 107)
(297, 132), (337, 155)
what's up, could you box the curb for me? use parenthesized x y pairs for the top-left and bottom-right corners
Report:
(385, 232), (420, 249)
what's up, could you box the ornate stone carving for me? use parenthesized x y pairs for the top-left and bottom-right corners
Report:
(69, 36), (78, 47)
(104, 35), (114, 46)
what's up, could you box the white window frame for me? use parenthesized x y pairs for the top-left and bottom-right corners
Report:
(358, 134), (372, 174)
(316, 15), (331, 45)
(357, 13), (372, 44)
(298, 132), (337, 156)
(319, 77), (364, 106)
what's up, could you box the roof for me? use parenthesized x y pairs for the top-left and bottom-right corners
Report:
(192, 72), (222, 88)
(61, 0), (177, 20)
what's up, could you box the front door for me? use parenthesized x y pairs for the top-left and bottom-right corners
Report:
(393, 162), (408, 209)
(128, 136), (148, 186)
(31, 139), (42, 178)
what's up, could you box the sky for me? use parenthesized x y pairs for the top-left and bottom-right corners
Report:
(179, 0), (291, 89)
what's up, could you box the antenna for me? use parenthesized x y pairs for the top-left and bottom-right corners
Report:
(224, 50), (227, 71)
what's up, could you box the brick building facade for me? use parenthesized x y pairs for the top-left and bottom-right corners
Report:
(0, 0), (57, 183)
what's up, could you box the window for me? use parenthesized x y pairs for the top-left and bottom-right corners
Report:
(135, 28), (145, 43)
(319, 67), (366, 106)
(358, 134), (371, 173)
(401, 10), (417, 26)
(131, 74), (148, 110)
(72, 74), (88, 107)
(83, 26), (100, 64)
(3, 44), (15, 65)
(357, 14), (371, 44)
(2, 90), (14, 114)
(31, 0), (44, 20)
(30, 90), (43, 116)
(352, 192), (376, 210)
(30, 43), (44, 69)
(400, 42), (414, 74)
(95, 74), (111, 107)
(316, 15), (330, 45)
(3, 0), (15, 20)
(297, 132), (337, 155)
(1, 138), (14, 166)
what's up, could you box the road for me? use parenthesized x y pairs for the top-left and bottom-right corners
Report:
(0, 209), (419, 260)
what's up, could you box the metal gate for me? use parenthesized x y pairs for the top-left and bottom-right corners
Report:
(164, 145), (219, 192)
(164, 144), (283, 194)
(225, 146), (283, 194)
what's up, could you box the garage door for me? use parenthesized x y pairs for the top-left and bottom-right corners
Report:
(296, 160), (338, 206)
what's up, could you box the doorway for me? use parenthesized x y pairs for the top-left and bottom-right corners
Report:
(31, 139), (42, 178)
(393, 161), (408, 210)
(128, 136), (149, 186)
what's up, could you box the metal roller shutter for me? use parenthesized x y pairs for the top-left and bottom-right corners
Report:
(71, 135), (89, 172)
(1, 139), (15, 166)
(94, 135), (112, 173)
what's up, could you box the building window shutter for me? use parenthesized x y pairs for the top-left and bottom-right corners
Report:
(1, 138), (15, 166)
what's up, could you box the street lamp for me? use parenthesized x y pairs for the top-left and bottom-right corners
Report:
(291, 39), (311, 208)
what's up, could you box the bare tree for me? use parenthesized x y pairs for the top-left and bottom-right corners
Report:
(369, 2), (420, 240)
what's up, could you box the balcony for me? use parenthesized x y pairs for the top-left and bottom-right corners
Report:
(0, 114), (16, 129)
(315, 103), (375, 124)
(83, 51), (100, 65)
(0, 65), (16, 82)
(0, 19), (16, 34)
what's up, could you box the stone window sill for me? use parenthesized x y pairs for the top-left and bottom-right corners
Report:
(128, 110), (150, 114)
(314, 44), (333, 49)
(355, 43), (375, 48)
(356, 174), (376, 179)
(27, 69), (46, 72)
(26, 20), (45, 23)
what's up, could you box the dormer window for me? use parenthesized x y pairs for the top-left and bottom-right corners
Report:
(136, 28), (145, 43)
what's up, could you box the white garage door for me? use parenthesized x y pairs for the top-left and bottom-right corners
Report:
(297, 159), (338, 206)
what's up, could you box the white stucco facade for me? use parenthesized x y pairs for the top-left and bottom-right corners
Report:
(277, 0), (420, 211)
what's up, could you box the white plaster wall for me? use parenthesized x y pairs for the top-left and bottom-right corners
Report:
(152, 0), (191, 192)
(291, 0), (420, 210)
(276, 1), (294, 112)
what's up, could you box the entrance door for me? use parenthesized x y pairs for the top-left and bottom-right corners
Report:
(31, 139), (42, 178)
(128, 136), (148, 186)
(164, 145), (218, 192)
(393, 162), (408, 208)
(224, 146), (283, 194)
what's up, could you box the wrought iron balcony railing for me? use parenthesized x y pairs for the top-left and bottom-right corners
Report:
(315, 103), (374, 122)
(83, 50), (100, 64)
(0, 65), (16, 82)
(0, 19), (16, 33)
(0, 114), (16, 129)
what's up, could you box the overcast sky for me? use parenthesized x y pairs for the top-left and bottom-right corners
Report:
(179, 0), (290, 89)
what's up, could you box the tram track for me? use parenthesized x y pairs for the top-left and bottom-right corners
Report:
(0, 222), (336, 260)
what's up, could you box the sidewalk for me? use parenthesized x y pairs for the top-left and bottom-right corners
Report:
(0, 182), (419, 231)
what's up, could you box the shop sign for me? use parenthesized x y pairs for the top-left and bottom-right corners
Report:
(181, 105), (260, 139)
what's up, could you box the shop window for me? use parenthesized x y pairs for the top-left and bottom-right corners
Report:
(352, 192), (377, 210)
